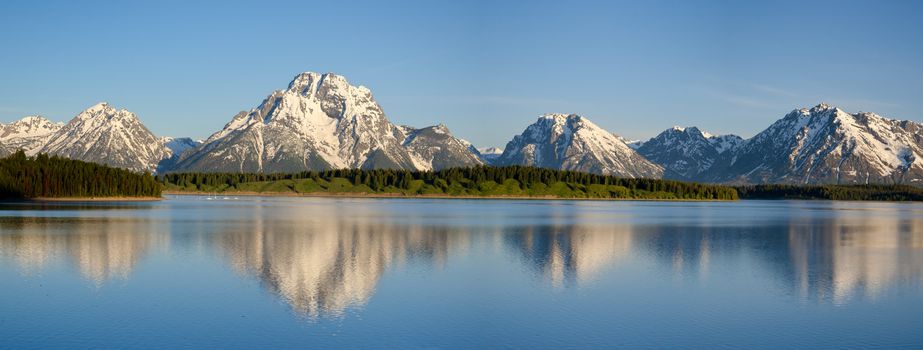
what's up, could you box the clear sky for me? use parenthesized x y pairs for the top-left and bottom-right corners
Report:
(1, 0), (921, 147)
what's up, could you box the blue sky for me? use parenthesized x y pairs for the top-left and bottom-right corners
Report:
(1, 0), (921, 147)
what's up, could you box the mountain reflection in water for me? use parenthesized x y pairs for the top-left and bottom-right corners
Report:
(504, 224), (634, 287)
(1, 199), (922, 318)
(0, 217), (168, 284)
(211, 203), (465, 317)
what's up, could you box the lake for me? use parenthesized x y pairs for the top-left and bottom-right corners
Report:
(1, 196), (922, 349)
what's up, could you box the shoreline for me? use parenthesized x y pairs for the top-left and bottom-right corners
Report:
(162, 190), (734, 202)
(27, 196), (164, 202)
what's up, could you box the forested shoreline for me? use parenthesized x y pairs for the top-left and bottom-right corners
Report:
(159, 166), (739, 200)
(0, 151), (161, 199)
(734, 184), (923, 201)
(159, 168), (923, 202)
(4, 150), (923, 202)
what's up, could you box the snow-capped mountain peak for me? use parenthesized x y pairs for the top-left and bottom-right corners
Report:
(39, 103), (170, 173)
(705, 103), (923, 184)
(635, 126), (743, 180)
(432, 123), (450, 133)
(401, 124), (483, 170)
(1, 115), (62, 139)
(495, 113), (662, 178)
(0, 115), (64, 156)
(811, 102), (832, 112)
(83, 101), (110, 113)
(174, 72), (479, 173)
(287, 72), (369, 97)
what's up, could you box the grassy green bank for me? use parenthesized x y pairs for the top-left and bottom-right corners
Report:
(159, 166), (739, 200)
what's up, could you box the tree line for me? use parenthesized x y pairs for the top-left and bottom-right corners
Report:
(8, 150), (922, 201)
(734, 184), (923, 201)
(159, 165), (740, 200)
(0, 151), (162, 198)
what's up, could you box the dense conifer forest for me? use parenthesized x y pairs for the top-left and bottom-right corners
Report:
(159, 166), (739, 200)
(0, 151), (161, 199)
(734, 184), (923, 201)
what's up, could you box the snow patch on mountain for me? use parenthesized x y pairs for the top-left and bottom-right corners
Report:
(161, 137), (201, 157)
(473, 147), (503, 165)
(478, 147), (504, 155)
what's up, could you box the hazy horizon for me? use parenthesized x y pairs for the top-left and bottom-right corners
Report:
(2, 0), (922, 147)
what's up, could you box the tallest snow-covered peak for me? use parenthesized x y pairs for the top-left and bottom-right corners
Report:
(810, 102), (833, 112)
(536, 113), (587, 126)
(539, 113), (579, 120)
(285, 72), (372, 99)
(174, 71), (478, 173)
(287, 71), (324, 92)
(528, 113), (605, 140)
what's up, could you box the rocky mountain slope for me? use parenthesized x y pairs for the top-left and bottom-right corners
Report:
(0, 116), (63, 156)
(704, 103), (923, 184)
(635, 126), (742, 180)
(173, 72), (479, 172)
(493, 114), (663, 178)
(39, 103), (172, 173)
(399, 124), (483, 170)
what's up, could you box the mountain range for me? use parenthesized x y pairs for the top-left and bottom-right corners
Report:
(632, 126), (743, 181)
(700, 103), (923, 184)
(3, 72), (923, 185)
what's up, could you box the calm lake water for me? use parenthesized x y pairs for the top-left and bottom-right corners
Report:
(1, 196), (923, 349)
